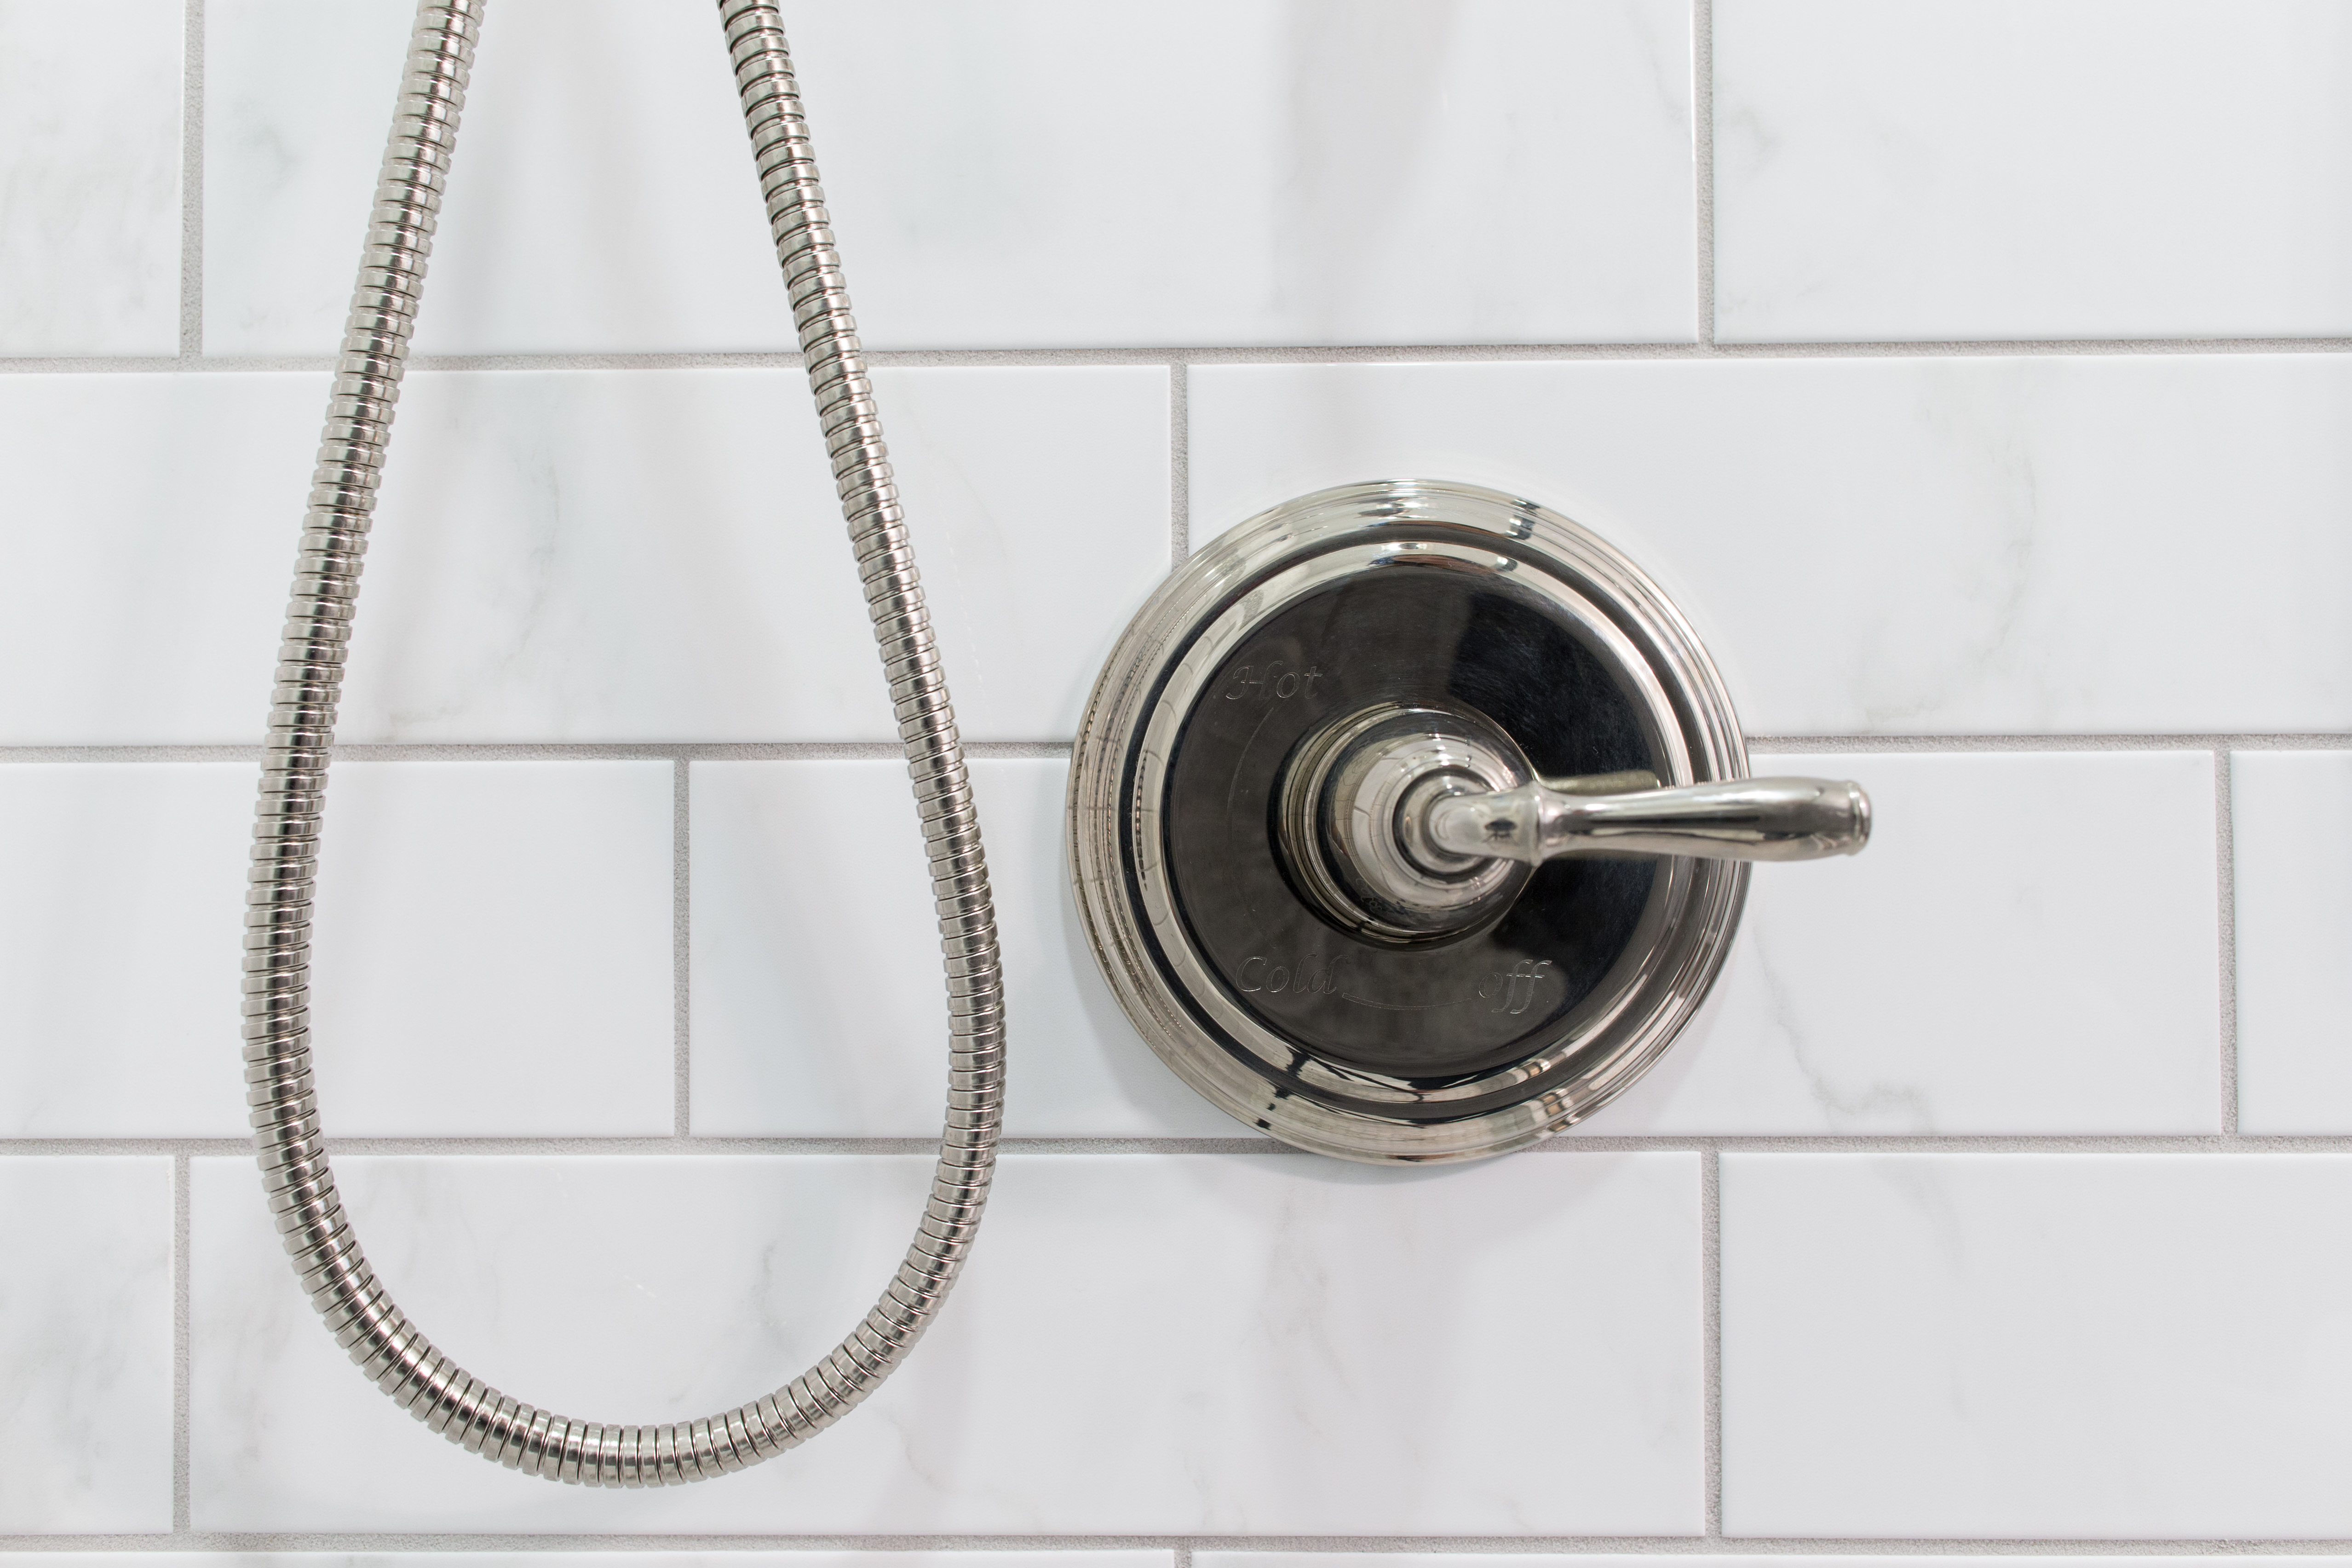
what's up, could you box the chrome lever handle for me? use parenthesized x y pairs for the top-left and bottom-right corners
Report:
(1274, 702), (1874, 947)
(1423, 774), (1873, 865)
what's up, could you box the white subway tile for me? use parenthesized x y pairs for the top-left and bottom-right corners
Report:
(691, 758), (1236, 1138)
(0, 1157), (173, 1532)
(0, 367), (1165, 745)
(1722, 1153), (2352, 1537)
(1188, 358), (2352, 735)
(306, 762), (676, 1137)
(191, 1150), (1700, 1532)
(1208, 1557), (2337, 1568)
(699, 752), (2222, 1141)
(782, 0), (1697, 349)
(0, 372), (308, 744)
(0, 760), (673, 1138)
(2233, 751), (2352, 1132)
(7, 1559), (1162, 1568)
(4, 1558), (1163, 1568)
(0, 2), (182, 356)
(343, 367), (1167, 744)
(205, 0), (786, 358)
(200, 0), (407, 356)
(205, 0), (1696, 355)
(0, 764), (253, 1137)
(1714, 0), (2352, 342)
(1582, 752), (2221, 1136)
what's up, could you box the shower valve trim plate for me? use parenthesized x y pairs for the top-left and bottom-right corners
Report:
(1066, 479), (1871, 1165)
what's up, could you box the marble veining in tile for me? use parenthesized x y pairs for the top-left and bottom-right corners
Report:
(1188, 357), (2352, 734)
(0, 371), (316, 745)
(786, 0), (1697, 349)
(206, 0), (786, 357)
(307, 761), (677, 1137)
(204, 0), (1696, 354)
(0, 1157), (174, 1532)
(341, 366), (1168, 744)
(0, 758), (674, 1140)
(2232, 750), (2352, 1132)
(1714, 0), (2352, 342)
(6, 0), (2342, 1546)
(1582, 751), (2221, 1135)
(1722, 1153), (2352, 1537)
(0, 763), (254, 1137)
(691, 757), (1238, 1138)
(0, 1), (183, 356)
(191, 1151), (1701, 1532)
(0, 367), (1166, 746)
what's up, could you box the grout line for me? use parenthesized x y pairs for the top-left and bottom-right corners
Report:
(1744, 733), (2352, 754)
(2214, 750), (2240, 1136)
(15, 337), (2352, 377)
(1170, 362), (1191, 565)
(171, 1152), (191, 1533)
(178, 0), (205, 359)
(22, 1132), (2352, 1158)
(6, 1532), (2352, 1553)
(11, 15), (2343, 1557)
(0, 356), (207, 374)
(886, 338), (2352, 364)
(0, 745), (264, 764)
(1701, 1147), (1723, 1540)
(674, 757), (693, 1138)
(2, 735), (2346, 768)
(1692, 0), (1715, 349)
(0, 740), (1081, 765)
(1537, 1133), (2347, 1154)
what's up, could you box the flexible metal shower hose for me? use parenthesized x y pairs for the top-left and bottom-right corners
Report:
(242, 0), (1004, 1485)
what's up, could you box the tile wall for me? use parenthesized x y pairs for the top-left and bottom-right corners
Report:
(0, 0), (2345, 1555)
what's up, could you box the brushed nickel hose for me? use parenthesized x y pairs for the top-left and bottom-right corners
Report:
(242, 0), (1004, 1486)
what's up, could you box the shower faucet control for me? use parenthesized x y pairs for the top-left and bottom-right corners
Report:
(1069, 479), (1874, 1164)
(1278, 700), (1866, 945)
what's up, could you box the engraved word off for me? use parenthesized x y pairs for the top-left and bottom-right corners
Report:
(1480, 959), (1553, 1017)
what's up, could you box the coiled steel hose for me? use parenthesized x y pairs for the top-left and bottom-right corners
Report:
(242, 0), (1004, 1485)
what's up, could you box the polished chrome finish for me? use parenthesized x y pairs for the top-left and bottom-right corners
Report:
(1070, 478), (1786, 1164)
(1265, 697), (1860, 943)
(1426, 773), (1871, 866)
(1268, 697), (1856, 941)
(242, 0), (1001, 1485)
(1278, 703), (1533, 942)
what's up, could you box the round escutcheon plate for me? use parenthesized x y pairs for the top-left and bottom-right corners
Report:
(1066, 480), (1752, 1163)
